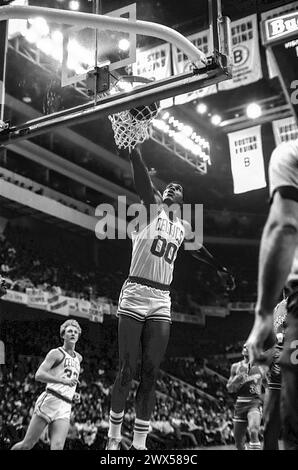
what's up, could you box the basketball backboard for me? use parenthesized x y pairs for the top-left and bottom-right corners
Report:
(0, 0), (232, 147)
(61, 3), (136, 88)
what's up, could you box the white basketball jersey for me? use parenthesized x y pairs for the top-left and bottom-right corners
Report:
(129, 208), (185, 285)
(46, 347), (80, 401)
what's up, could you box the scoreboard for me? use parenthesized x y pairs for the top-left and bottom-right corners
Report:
(262, 11), (298, 124)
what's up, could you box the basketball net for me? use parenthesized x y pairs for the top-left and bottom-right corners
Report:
(107, 77), (160, 151)
(109, 103), (159, 151)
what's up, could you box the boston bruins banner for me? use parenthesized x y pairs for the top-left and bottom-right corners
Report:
(219, 14), (262, 91)
(228, 125), (266, 194)
(272, 116), (298, 145)
(172, 29), (217, 105)
(132, 43), (173, 108)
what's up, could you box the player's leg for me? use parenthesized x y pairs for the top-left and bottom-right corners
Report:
(111, 315), (144, 410)
(263, 388), (281, 450)
(11, 414), (48, 450)
(132, 319), (171, 449)
(233, 420), (247, 450)
(247, 408), (262, 450)
(280, 304), (298, 450)
(107, 315), (143, 449)
(49, 419), (70, 450)
(280, 367), (298, 450)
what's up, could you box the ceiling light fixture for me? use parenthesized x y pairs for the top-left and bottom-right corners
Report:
(246, 102), (262, 119)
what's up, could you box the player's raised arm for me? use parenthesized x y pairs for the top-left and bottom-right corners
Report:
(35, 349), (78, 386)
(246, 142), (298, 363)
(129, 146), (162, 207)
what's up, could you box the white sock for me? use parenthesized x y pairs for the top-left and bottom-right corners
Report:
(108, 410), (124, 439)
(132, 418), (150, 449)
(248, 441), (261, 450)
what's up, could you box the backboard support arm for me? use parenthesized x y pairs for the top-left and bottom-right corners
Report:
(0, 65), (229, 146)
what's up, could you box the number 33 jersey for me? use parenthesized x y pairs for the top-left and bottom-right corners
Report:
(129, 208), (185, 286)
(46, 347), (80, 401)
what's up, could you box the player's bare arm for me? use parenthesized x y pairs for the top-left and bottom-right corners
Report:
(72, 352), (83, 403)
(247, 193), (298, 362)
(257, 193), (298, 318)
(129, 146), (162, 207)
(260, 365), (269, 388)
(35, 349), (78, 386)
(226, 363), (247, 393)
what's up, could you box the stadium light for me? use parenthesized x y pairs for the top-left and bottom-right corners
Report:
(28, 17), (50, 37)
(196, 103), (207, 114)
(118, 38), (130, 51)
(246, 102), (262, 119)
(22, 95), (32, 104)
(211, 114), (222, 126)
(162, 111), (170, 120)
(182, 125), (193, 137)
(69, 0), (80, 11)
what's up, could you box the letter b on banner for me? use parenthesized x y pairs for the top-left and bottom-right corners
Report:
(233, 46), (249, 66)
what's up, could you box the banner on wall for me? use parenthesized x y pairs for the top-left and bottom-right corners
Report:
(228, 302), (255, 313)
(89, 302), (104, 323)
(272, 116), (298, 145)
(261, 1), (298, 78)
(3, 289), (28, 304)
(228, 125), (266, 194)
(219, 14), (262, 91)
(172, 311), (205, 325)
(200, 306), (229, 318)
(132, 43), (173, 108)
(26, 288), (48, 309)
(172, 29), (217, 105)
(47, 289), (69, 316)
(47, 298), (69, 316)
(68, 298), (90, 319)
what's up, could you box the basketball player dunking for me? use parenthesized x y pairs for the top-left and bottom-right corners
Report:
(227, 344), (267, 450)
(106, 145), (234, 450)
(11, 319), (82, 450)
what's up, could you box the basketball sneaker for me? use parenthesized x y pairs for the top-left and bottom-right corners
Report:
(129, 445), (147, 450)
(105, 438), (121, 450)
(247, 442), (261, 450)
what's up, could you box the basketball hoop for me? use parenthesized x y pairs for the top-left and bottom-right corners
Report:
(107, 76), (160, 151)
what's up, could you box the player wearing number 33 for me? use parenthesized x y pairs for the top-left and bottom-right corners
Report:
(11, 320), (82, 450)
(107, 145), (235, 450)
